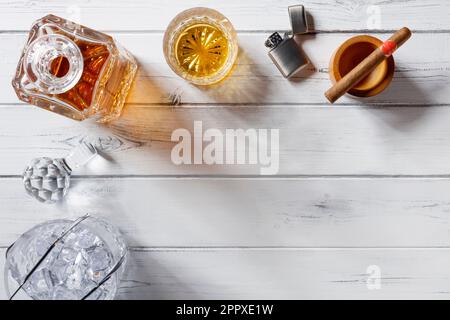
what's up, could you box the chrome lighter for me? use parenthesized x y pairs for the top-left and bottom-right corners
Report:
(265, 5), (309, 78)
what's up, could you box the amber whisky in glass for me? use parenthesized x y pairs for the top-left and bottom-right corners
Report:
(12, 15), (138, 122)
(163, 8), (238, 85)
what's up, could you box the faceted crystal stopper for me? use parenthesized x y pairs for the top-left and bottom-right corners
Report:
(64, 141), (97, 170)
(22, 142), (97, 203)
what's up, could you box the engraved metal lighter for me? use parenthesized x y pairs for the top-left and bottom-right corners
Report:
(265, 5), (309, 78)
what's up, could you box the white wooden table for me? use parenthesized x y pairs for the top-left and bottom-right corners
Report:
(0, 0), (449, 299)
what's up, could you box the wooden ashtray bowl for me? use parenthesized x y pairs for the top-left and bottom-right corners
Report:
(329, 35), (395, 97)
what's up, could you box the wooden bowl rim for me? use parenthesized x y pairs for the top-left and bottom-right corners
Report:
(329, 35), (395, 97)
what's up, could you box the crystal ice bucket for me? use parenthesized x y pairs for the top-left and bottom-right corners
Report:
(4, 215), (127, 300)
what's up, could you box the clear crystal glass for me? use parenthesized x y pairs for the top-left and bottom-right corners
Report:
(4, 215), (127, 300)
(163, 7), (238, 85)
(12, 15), (138, 122)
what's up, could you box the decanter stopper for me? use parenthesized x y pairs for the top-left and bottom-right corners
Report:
(22, 142), (97, 203)
(64, 141), (97, 170)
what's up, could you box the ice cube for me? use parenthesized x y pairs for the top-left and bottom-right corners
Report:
(59, 247), (77, 263)
(52, 285), (79, 300)
(88, 246), (111, 273)
(65, 265), (83, 290)
(76, 228), (97, 248)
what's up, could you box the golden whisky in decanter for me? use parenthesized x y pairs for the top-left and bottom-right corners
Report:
(12, 15), (138, 122)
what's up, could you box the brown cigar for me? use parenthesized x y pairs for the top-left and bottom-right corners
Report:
(324, 27), (412, 103)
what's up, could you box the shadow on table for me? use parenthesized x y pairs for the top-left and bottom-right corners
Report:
(104, 49), (270, 143)
(196, 46), (271, 104)
(118, 253), (201, 299)
(345, 71), (433, 129)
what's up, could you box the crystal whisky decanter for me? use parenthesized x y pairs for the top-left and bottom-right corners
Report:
(12, 15), (138, 122)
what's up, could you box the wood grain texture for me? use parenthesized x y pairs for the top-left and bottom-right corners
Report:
(0, 0), (447, 31)
(117, 248), (450, 299)
(1, 0), (449, 300)
(2, 248), (450, 299)
(1, 177), (450, 247)
(3, 106), (450, 175)
(1, 32), (448, 105)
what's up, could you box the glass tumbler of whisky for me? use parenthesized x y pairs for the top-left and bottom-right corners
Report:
(163, 7), (238, 85)
(12, 15), (138, 122)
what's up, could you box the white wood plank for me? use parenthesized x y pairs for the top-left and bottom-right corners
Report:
(1, 177), (450, 247)
(2, 248), (450, 299)
(3, 106), (450, 175)
(1, 32), (448, 105)
(117, 248), (450, 299)
(1, 0), (449, 301)
(0, 0), (447, 31)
